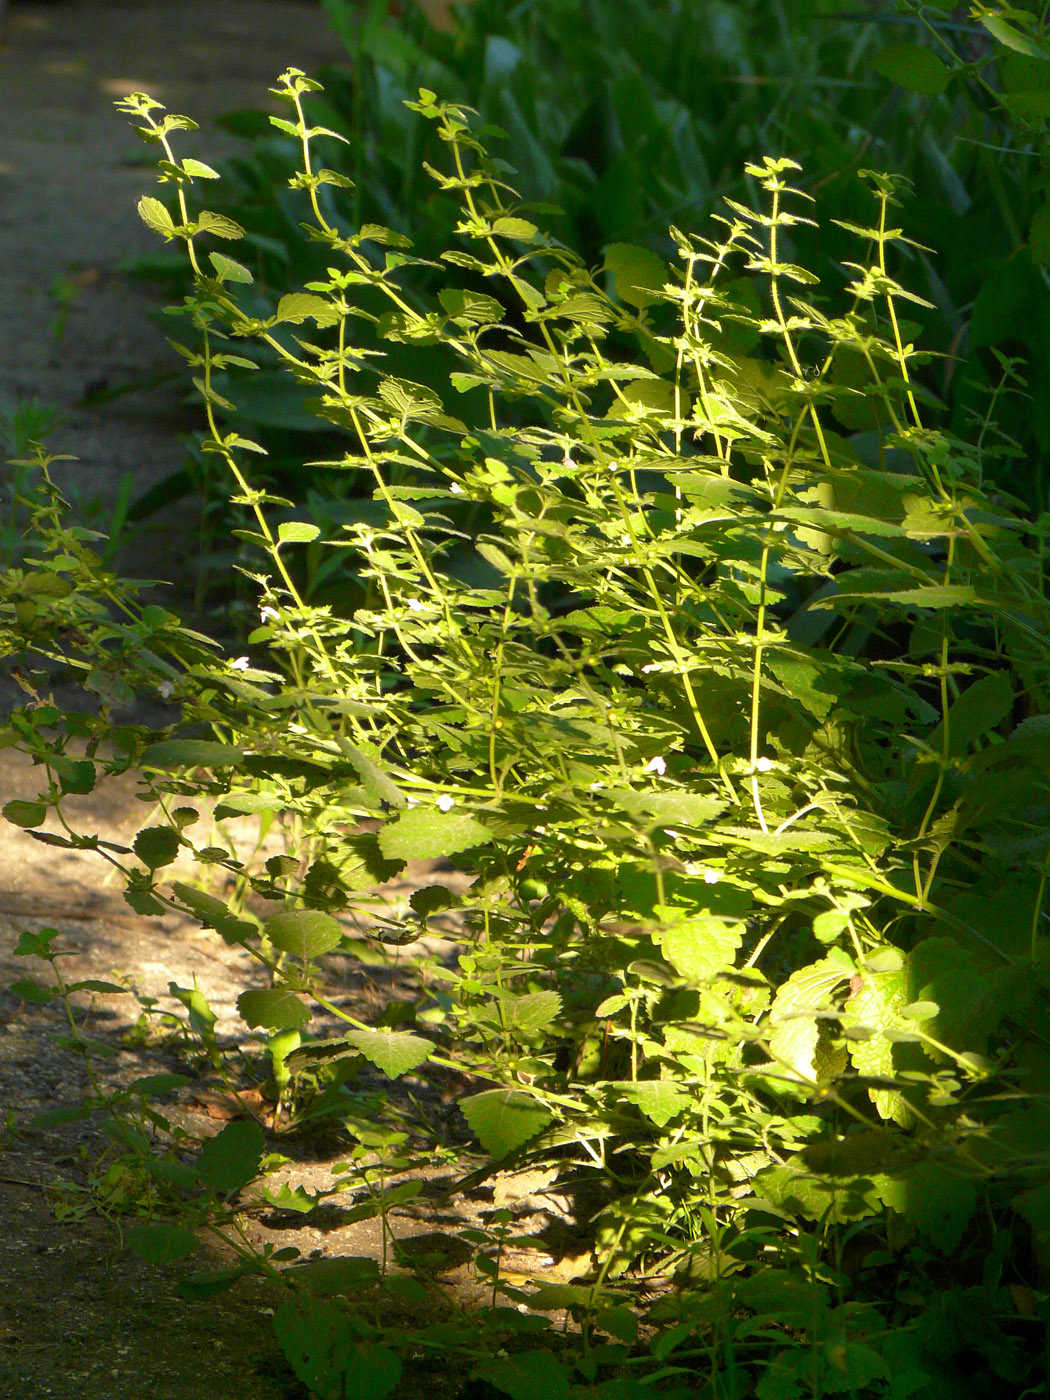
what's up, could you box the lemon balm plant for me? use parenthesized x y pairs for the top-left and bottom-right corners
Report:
(6, 66), (1050, 1397)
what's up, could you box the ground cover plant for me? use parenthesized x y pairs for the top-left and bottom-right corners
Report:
(126, 0), (1050, 607)
(4, 63), (1050, 1400)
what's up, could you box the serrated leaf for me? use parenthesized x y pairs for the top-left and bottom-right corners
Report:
(605, 789), (725, 828)
(133, 825), (180, 870)
(334, 736), (407, 809)
(137, 195), (176, 236)
(460, 1089), (551, 1159)
(500, 991), (562, 1034)
(890, 1160), (978, 1253)
(197, 209), (244, 239)
(476, 540), (516, 574)
(768, 957), (852, 1081)
(128, 1223), (198, 1265)
(324, 1029), (432, 1078)
(264, 1182), (323, 1215)
(834, 584), (977, 609)
(141, 740), (244, 769)
(491, 216), (539, 241)
(611, 1079), (690, 1127)
(209, 251), (253, 284)
(263, 909), (342, 960)
(237, 987), (311, 1030)
(276, 292), (341, 326)
(930, 669), (1014, 755)
(980, 12), (1050, 59)
(181, 158), (220, 179)
(605, 242), (668, 308)
(657, 915), (743, 983)
(842, 957), (911, 1124)
(273, 1301), (401, 1400)
(197, 1119), (265, 1194)
(378, 807), (491, 860)
(872, 42), (951, 96)
(277, 521), (321, 545)
(473, 1350), (571, 1400)
(410, 884), (454, 917)
(171, 881), (231, 925)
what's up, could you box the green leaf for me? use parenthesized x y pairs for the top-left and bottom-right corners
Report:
(872, 42), (951, 96)
(137, 195), (176, 236)
(196, 209), (245, 239)
(612, 1079), (690, 1127)
(980, 12), (1050, 59)
(69, 979), (131, 996)
(473, 1350), (571, 1400)
(879, 1160), (978, 1252)
(2, 800), (47, 828)
(491, 216), (539, 241)
(605, 242), (668, 308)
(1014, 1183), (1050, 1239)
(500, 991), (562, 1034)
(275, 292), (341, 326)
(273, 1301), (401, 1400)
(128, 1223), (198, 1265)
(176, 1268), (244, 1300)
(276, 521), (321, 545)
(1030, 202), (1050, 265)
(196, 1119), (265, 1194)
(658, 915), (743, 983)
(834, 584), (977, 609)
(133, 826), (180, 870)
(605, 790), (725, 828)
(929, 669), (1014, 756)
(378, 807), (491, 860)
(171, 881), (231, 925)
(238, 988), (312, 1030)
(737, 1268), (830, 1328)
(51, 756), (96, 795)
(409, 885), (454, 917)
(141, 740), (244, 769)
(460, 1089), (552, 1159)
(842, 957), (911, 1125)
(476, 540), (516, 574)
(334, 736), (407, 810)
(263, 908), (342, 960)
(181, 158), (220, 179)
(320, 1029), (432, 1078)
(208, 251), (253, 284)
(768, 957), (851, 1082)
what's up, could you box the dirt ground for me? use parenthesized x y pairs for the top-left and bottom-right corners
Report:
(0, 0), (347, 587)
(0, 746), (568, 1400)
(0, 5), (587, 1397)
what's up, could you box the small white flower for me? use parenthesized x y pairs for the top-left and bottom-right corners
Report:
(436, 794), (454, 812)
(755, 756), (773, 772)
(406, 598), (426, 613)
(450, 482), (464, 494)
(641, 663), (660, 674)
(703, 868), (720, 885)
(157, 680), (174, 700)
(405, 796), (419, 808)
(260, 606), (279, 622)
(561, 451), (575, 470)
(645, 755), (667, 776)
(230, 656), (250, 672)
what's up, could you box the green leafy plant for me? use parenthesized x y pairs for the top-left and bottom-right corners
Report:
(6, 64), (1050, 1397)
